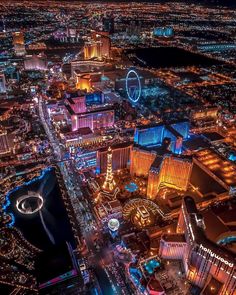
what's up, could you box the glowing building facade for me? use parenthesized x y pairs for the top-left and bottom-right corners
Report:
(86, 91), (104, 106)
(191, 107), (218, 121)
(159, 197), (236, 295)
(84, 33), (111, 60)
(12, 31), (26, 56)
(65, 95), (114, 132)
(163, 126), (183, 154)
(190, 107), (219, 131)
(70, 107), (114, 131)
(134, 125), (164, 147)
(130, 147), (156, 177)
(97, 142), (132, 174)
(76, 74), (91, 91)
(147, 155), (192, 199)
(133, 205), (151, 227)
(84, 41), (102, 60)
(66, 96), (86, 114)
(63, 129), (103, 148)
(170, 121), (189, 140)
(159, 234), (186, 260)
(134, 121), (189, 154)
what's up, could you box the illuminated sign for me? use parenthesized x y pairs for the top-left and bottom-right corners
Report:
(200, 244), (233, 268)
(39, 269), (77, 289)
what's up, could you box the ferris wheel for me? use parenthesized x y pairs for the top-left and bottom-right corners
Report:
(125, 68), (142, 103)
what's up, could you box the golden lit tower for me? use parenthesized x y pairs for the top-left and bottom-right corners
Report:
(147, 155), (193, 199)
(102, 147), (116, 191)
(12, 31), (26, 56)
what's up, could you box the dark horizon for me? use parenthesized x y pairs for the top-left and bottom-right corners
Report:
(50, 0), (236, 7)
(1, 1), (235, 294)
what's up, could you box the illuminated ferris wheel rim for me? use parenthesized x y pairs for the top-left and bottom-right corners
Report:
(16, 192), (44, 215)
(125, 68), (142, 103)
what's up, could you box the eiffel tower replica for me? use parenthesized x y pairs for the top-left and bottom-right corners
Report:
(101, 147), (119, 200)
(102, 147), (116, 191)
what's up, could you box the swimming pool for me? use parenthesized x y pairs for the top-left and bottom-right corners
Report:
(125, 182), (138, 193)
(144, 259), (160, 275)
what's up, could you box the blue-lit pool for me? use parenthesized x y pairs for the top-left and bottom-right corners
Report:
(144, 259), (160, 275)
(125, 182), (138, 193)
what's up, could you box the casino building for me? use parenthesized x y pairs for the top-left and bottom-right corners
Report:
(159, 196), (236, 295)
(147, 155), (192, 199)
(134, 120), (189, 154)
(130, 147), (156, 177)
(97, 142), (132, 174)
(12, 31), (26, 56)
(65, 103), (114, 132)
(84, 32), (111, 60)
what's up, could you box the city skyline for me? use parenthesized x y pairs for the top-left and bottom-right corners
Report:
(0, 1), (235, 294)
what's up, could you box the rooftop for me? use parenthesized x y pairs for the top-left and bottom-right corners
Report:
(190, 162), (227, 195)
(147, 277), (164, 293)
(195, 148), (236, 187)
(162, 234), (186, 243)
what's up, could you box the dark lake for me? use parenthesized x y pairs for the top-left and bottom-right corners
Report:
(127, 47), (223, 68)
(6, 167), (76, 251)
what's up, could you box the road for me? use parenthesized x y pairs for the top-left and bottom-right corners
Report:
(38, 94), (132, 294)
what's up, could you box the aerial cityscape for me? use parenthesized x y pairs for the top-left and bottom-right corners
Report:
(0, 1), (236, 294)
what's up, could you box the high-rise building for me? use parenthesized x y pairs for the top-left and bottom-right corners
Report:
(97, 142), (132, 174)
(76, 74), (91, 91)
(84, 33), (111, 60)
(147, 155), (192, 199)
(0, 72), (6, 93)
(170, 120), (189, 140)
(159, 197), (236, 295)
(102, 17), (114, 34)
(134, 124), (165, 147)
(65, 96), (86, 114)
(163, 125), (183, 154)
(84, 40), (102, 60)
(65, 104), (114, 131)
(100, 34), (111, 59)
(12, 31), (26, 56)
(134, 121), (189, 154)
(130, 147), (156, 177)
(102, 147), (116, 191)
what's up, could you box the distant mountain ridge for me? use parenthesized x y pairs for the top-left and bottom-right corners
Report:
(57, 0), (236, 7)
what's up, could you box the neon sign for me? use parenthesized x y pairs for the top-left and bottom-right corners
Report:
(200, 244), (233, 268)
